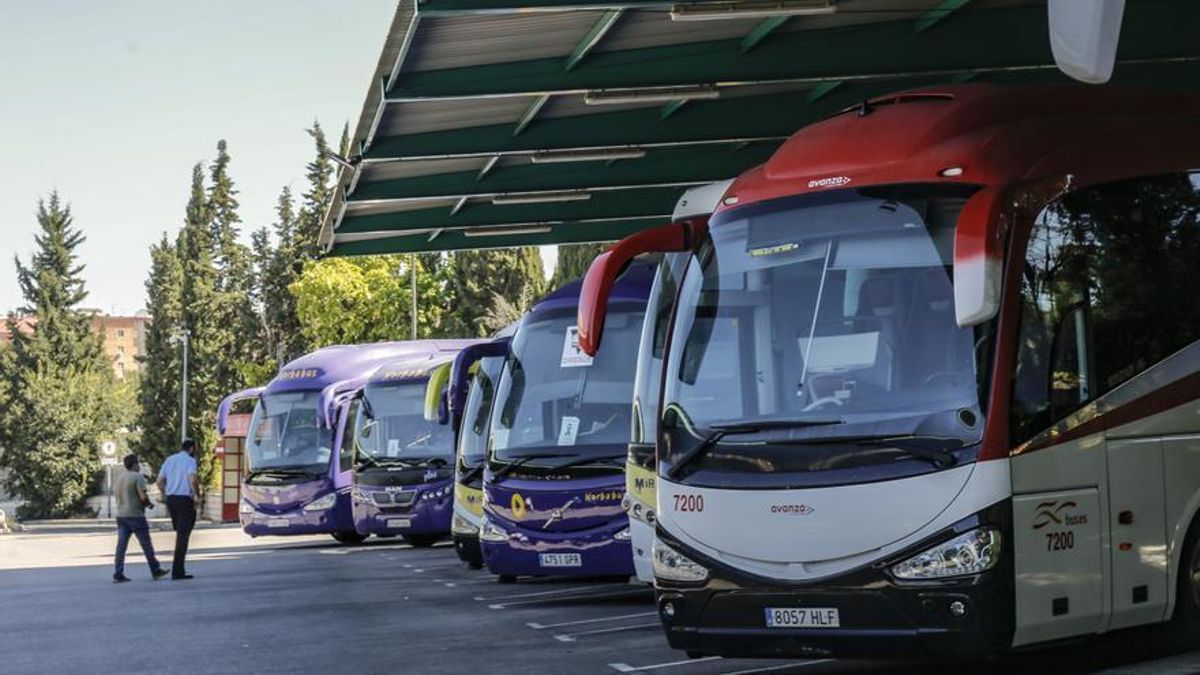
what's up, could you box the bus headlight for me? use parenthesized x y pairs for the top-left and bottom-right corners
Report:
(479, 516), (509, 543)
(452, 512), (479, 535)
(892, 528), (1001, 580)
(302, 492), (338, 512)
(653, 540), (708, 582)
(239, 499), (255, 515)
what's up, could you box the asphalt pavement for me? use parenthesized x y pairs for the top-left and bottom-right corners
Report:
(1, 526), (1199, 674)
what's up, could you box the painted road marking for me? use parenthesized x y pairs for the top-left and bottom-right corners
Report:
(718, 660), (832, 675)
(609, 656), (723, 672)
(554, 622), (661, 642)
(488, 587), (651, 610)
(527, 610), (657, 630)
(475, 584), (611, 602)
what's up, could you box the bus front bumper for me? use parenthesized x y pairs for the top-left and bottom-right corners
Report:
(480, 519), (635, 578)
(354, 490), (453, 537)
(240, 506), (341, 536)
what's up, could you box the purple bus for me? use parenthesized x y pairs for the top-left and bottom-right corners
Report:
(479, 263), (653, 581)
(348, 341), (482, 546)
(218, 342), (434, 544)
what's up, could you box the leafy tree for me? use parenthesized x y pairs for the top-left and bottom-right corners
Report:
(550, 242), (609, 290)
(447, 248), (546, 337)
(0, 194), (121, 518)
(290, 255), (448, 347)
(132, 234), (184, 467)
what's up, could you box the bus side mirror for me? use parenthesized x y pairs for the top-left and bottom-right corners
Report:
(578, 219), (705, 356)
(449, 340), (510, 418)
(424, 363), (452, 423)
(953, 186), (1008, 327)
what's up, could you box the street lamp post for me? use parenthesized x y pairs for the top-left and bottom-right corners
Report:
(171, 329), (190, 444)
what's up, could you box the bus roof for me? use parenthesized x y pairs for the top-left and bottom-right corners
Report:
(368, 341), (483, 386)
(719, 83), (1200, 216)
(265, 341), (475, 395)
(529, 261), (655, 318)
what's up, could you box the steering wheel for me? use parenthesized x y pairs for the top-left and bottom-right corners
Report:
(924, 371), (971, 388)
(802, 396), (844, 412)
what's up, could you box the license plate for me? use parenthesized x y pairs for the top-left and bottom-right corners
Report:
(267, 518), (290, 529)
(386, 518), (412, 529)
(538, 553), (582, 568)
(764, 607), (840, 628)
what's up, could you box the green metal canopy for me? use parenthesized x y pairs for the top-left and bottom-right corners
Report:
(321, 0), (1200, 256)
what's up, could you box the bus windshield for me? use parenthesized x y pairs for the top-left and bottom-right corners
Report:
(246, 391), (332, 476)
(458, 356), (503, 468)
(491, 304), (645, 464)
(356, 381), (455, 465)
(661, 186), (987, 477)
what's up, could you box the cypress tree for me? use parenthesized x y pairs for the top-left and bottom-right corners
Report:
(177, 164), (223, 489)
(133, 234), (184, 467)
(550, 242), (609, 290)
(447, 248), (546, 337)
(295, 122), (335, 258)
(0, 194), (121, 517)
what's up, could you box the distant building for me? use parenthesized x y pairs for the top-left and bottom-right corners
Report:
(0, 311), (149, 380)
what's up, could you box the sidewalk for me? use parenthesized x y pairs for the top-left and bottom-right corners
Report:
(11, 518), (238, 535)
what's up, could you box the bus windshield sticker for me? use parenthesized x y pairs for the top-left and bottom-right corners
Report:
(561, 326), (594, 368)
(387, 439), (400, 456)
(557, 416), (580, 446)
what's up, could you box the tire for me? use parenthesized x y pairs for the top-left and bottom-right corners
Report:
(498, 575), (518, 584)
(1167, 517), (1200, 648)
(403, 534), (441, 548)
(332, 531), (367, 545)
(467, 562), (484, 570)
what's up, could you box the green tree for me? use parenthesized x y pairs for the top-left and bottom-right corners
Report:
(447, 248), (546, 337)
(132, 234), (184, 467)
(176, 164), (223, 489)
(550, 242), (609, 290)
(290, 255), (448, 347)
(206, 140), (262, 391)
(295, 122), (335, 258)
(261, 187), (307, 363)
(0, 194), (122, 518)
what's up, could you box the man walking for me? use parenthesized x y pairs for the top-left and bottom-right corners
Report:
(157, 439), (200, 580)
(113, 454), (168, 583)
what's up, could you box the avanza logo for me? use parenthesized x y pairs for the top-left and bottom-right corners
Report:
(807, 176), (852, 189)
(1032, 500), (1088, 530)
(770, 503), (815, 515)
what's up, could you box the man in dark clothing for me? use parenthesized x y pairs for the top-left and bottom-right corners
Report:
(157, 439), (200, 580)
(113, 454), (168, 583)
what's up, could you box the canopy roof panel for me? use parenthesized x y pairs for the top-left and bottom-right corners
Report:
(322, 0), (1200, 257)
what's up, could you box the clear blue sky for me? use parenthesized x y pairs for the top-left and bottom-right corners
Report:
(0, 1), (558, 317)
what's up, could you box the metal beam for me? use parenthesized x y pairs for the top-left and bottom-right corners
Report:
(913, 0), (973, 33)
(339, 186), (682, 234)
(476, 155), (500, 180)
(565, 10), (623, 71)
(512, 95), (550, 136)
(332, 217), (665, 256)
(806, 79), (842, 102)
(740, 16), (789, 54)
(659, 99), (687, 120)
(383, 3), (1198, 101)
(417, 1), (679, 15)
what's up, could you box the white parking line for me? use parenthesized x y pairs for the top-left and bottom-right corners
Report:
(609, 656), (722, 672)
(554, 622), (661, 642)
(718, 660), (832, 675)
(527, 610), (657, 630)
(488, 587), (650, 610)
(475, 584), (612, 602)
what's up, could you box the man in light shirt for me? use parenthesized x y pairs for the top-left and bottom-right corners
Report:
(157, 439), (200, 580)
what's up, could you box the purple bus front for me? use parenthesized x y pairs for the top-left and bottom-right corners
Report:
(479, 263), (652, 581)
(350, 342), (481, 547)
(228, 343), (417, 544)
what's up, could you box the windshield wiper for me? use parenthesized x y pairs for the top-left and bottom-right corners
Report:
(459, 462), (485, 483)
(491, 452), (575, 482)
(667, 419), (843, 480)
(247, 468), (320, 481)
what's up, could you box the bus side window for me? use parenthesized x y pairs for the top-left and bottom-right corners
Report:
(339, 400), (360, 473)
(1011, 172), (1200, 445)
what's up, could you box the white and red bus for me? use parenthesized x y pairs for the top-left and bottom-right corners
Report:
(579, 84), (1200, 659)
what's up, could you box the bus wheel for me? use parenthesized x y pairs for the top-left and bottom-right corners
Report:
(403, 534), (440, 548)
(1168, 518), (1200, 647)
(332, 531), (367, 545)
